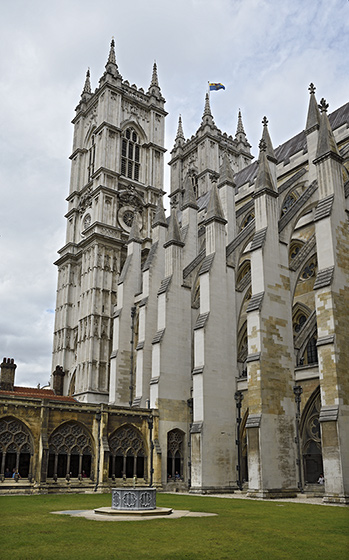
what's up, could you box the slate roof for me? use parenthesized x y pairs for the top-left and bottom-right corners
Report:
(185, 102), (348, 215)
(0, 386), (77, 402)
(234, 101), (349, 190)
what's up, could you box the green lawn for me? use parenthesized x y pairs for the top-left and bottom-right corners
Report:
(0, 492), (348, 560)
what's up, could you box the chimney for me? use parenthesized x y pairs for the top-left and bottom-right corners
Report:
(0, 358), (17, 391)
(52, 365), (65, 396)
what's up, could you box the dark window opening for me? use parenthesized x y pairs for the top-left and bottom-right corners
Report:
(120, 127), (141, 181)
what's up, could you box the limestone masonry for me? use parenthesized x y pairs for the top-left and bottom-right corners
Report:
(1, 41), (348, 502)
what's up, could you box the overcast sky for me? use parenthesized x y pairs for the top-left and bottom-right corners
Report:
(0, 0), (348, 387)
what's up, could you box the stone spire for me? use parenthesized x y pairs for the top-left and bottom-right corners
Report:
(148, 61), (161, 95)
(152, 196), (168, 228)
(151, 61), (159, 87)
(305, 83), (321, 132)
(254, 139), (277, 194)
(107, 38), (116, 65)
(261, 116), (276, 162)
(219, 152), (235, 186)
(173, 114), (185, 149)
(127, 213), (142, 243)
(316, 98), (340, 159)
(165, 207), (183, 247)
(181, 174), (198, 211)
(82, 68), (91, 95)
(176, 115), (185, 141)
(103, 38), (121, 79)
(205, 180), (226, 225)
(236, 109), (246, 136)
(201, 93), (215, 126)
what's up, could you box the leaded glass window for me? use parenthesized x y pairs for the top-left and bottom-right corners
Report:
(121, 128), (141, 181)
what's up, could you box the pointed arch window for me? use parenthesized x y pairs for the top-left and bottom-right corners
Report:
(88, 134), (96, 181)
(121, 128), (141, 181)
(0, 418), (34, 480)
(108, 425), (146, 479)
(47, 422), (93, 479)
(167, 429), (184, 480)
(301, 388), (323, 484)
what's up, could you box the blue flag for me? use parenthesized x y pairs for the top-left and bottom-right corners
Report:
(209, 83), (225, 91)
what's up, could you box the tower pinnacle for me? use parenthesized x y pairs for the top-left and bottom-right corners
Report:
(81, 68), (91, 96)
(305, 83), (321, 132)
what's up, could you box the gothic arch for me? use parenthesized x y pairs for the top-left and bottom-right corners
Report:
(292, 302), (312, 335)
(300, 386), (323, 484)
(0, 417), (34, 479)
(279, 198), (318, 247)
(237, 323), (248, 378)
(47, 421), (94, 479)
(120, 119), (147, 143)
(108, 424), (147, 479)
(240, 409), (249, 485)
(167, 429), (185, 480)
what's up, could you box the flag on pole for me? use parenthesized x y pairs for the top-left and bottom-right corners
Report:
(209, 83), (225, 91)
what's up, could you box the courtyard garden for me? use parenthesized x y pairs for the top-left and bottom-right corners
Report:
(0, 492), (348, 559)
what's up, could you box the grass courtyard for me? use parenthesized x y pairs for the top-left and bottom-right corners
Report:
(0, 492), (348, 560)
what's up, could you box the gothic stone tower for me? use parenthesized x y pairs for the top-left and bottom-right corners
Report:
(52, 40), (167, 403)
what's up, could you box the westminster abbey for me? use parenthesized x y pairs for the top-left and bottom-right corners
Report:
(1, 40), (348, 503)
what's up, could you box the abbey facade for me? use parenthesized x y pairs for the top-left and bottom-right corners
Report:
(1, 41), (348, 502)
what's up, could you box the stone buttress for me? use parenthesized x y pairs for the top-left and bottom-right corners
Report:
(313, 99), (349, 503)
(246, 139), (297, 498)
(191, 181), (237, 492)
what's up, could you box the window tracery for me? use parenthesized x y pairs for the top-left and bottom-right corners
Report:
(301, 389), (323, 484)
(121, 127), (141, 181)
(167, 429), (184, 480)
(108, 425), (146, 479)
(281, 192), (297, 215)
(47, 422), (93, 479)
(0, 418), (33, 479)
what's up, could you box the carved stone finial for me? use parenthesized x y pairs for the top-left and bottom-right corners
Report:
(81, 68), (92, 96)
(262, 116), (268, 127)
(175, 114), (184, 140)
(308, 83), (316, 95)
(259, 139), (267, 152)
(107, 38), (116, 65)
(318, 98), (329, 113)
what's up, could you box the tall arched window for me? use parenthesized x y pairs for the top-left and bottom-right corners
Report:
(167, 429), (184, 480)
(108, 425), (146, 479)
(0, 417), (34, 479)
(88, 134), (96, 181)
(47, 422), (93, 479)
(300, 388), (323, 484)
(121, 128), (141, 181)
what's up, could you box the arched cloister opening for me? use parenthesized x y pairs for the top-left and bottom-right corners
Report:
(108, 424), (146, 480)
(167, 429), (185, 480)
(47, 421), (94, 480)
(0, 417), (34, 480)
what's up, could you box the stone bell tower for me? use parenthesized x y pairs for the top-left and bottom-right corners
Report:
(52, 40), (167, 403)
